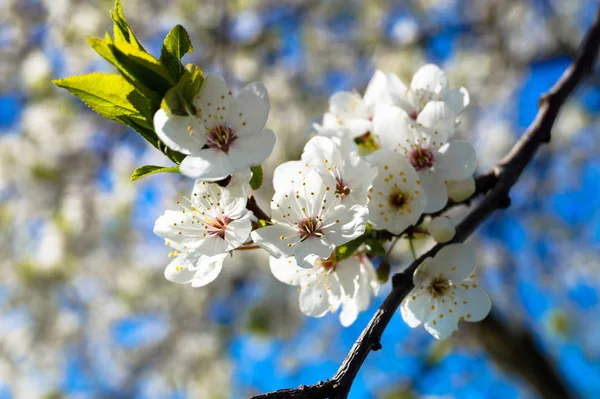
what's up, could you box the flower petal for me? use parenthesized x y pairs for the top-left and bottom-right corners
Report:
(224, 212), (252, 249)
(153, 210), (205, 248)
(191, 253), (226, 287)
(227, 129), (276, 171)
(179, 148), (233, 181)
(386, 73), (415, 114)
(433, 243), (476, 281)
(363, 70), (391, 110)
(322, 204), (368, 246)
(419, 170), (447, 213)
(416, 101), (454, 143)
(401, 291), (431, 328)
(164, 252), (199, 284)
(273, 160), (310, 192)
(194, 73), (232, 127)
(294, 237), (335, 267)
(329, 91), (369, 120)
(229, 82), (270, 135)
(339, 298), (359, 327)
(410, 64), (448, 97)
(298, 274), (331, 317)
(269, 256), (312, 286)
(153, 109), (206, 155)
(334, 257), (360, 298)
(443, 87), (470, 115)
(455, 284), (492, 322)
(372, 104), (413, 151)
(436, 141), (477, 181)
(423, 297), (459, 340)
(251, 223), (300, 259)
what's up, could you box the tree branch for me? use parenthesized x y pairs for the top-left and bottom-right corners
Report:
(251, 6), (600, 398)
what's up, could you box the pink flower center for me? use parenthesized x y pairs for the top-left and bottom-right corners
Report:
(409, 111), (418, 120)
(297, 217), (323, 241)
(409, 147), (434, 170)
(208, 216), (231, 239)
(207, 125), (237, 153)
(335, 178), (351, 197)
(428, 277), (450, 298)
(316, 254), (338, 271)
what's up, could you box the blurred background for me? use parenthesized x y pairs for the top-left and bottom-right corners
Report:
(1, 0), (600, 398)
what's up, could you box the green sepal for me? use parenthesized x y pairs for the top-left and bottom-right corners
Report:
(249, 165), (264, 190)
(130, 165), (180, 181)
(160, 24), (194, 80)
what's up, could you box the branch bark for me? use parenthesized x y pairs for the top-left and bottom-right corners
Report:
(251, 6), (600, 398)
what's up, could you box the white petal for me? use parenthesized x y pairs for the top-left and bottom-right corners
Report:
(294, 237), (335, 267)
(298, 275), (331, 317)
(329, 91), (369, 120)
(446, 177), (476, 202)
(372, 104), (413, 151)
(227, 129), (276, 170)
(455, 284), (492, 322)
(272, 161), (310, 192)
(250, 223), (300, 259)
(153, 210), (205, 248)
(191, 253), (226, 287)
(193, 235), (230, 257)
(302, 136), (344, 171)
(386, 73), (415, 114)
(410, 64), (448, 96)
(339, 298), (359, 327)
(153, 109), (206, 155)
(363, 70), (391, 110)
(269, 256), (313, 286)
(229, 82), (270, 135)
(433, 243), (476, 281)
(436, 141), (477, 181)
(401, 291), (431, 328)
(321, 204), (368, 246)
(334, 257), (361, 298)
(179, 149), (233, 181)
(194, 73), (232, 127)
(443, 87), (470, 115)
(164, 252), (199, 284)
(423, 298), (459, 340)
(224, 213), (252, 249)
(419, 170), (447, 213)
(416, 101), (454, 142)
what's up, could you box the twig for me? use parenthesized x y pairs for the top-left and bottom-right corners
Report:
(251, 5), (600, 399)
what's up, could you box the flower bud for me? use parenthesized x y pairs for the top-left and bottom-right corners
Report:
(376, 260), (391, 283)
(446, 177), (476, 202)
(428, 216), (455, 243)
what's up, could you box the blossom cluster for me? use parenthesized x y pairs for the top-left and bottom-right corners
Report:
(152, 65), (490, 339)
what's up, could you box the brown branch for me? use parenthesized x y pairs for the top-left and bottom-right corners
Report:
(251, 6), (600, 399)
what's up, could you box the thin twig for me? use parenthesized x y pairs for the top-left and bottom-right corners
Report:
(251, 5), (600, 399)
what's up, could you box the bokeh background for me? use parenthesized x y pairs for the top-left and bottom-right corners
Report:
(1, 0), (600, 398)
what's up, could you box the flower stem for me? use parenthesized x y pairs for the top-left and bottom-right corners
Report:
(408, 238), (417, 260)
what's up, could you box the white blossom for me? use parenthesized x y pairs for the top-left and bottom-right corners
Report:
(270, 253), (379, 326)
(154, 180), (253, 286)
(428, 216), (455, 243)
(400, 243), (491, 340)
(251, 170), (368, 267)
(386, 64), (470, 127)
(373, 104), (476, 213)
(153, 73), (275, 181)
(367, 150), (426, 234)
(273, 136), (377, 207)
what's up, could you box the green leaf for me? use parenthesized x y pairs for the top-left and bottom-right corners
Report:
(363, 238), (387, 256)
(249, 165), (264, 190)
(130, 165), (180, 181)
(111, 0), (145, 50)
(160, 25), (194, 80)
(334, 233), (368, 261)
(109, 41), (175, 102)
(53, 73), (150, 125)
(161, 64), (204, 116)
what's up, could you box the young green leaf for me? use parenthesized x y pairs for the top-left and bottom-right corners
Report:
(161, 64), (204, 116)
(53, 73), (150, 125)
(160, 25), (194, 80)
(130, 165), (180, 181)
(334, 233), (368, 261)
(109, 41), (175, 101)
(249, 165), (264, 190)
(111, 0), (145, 50)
